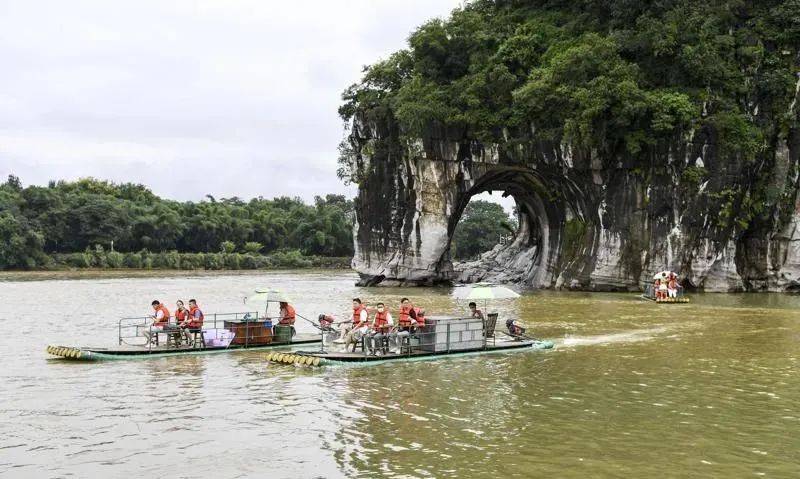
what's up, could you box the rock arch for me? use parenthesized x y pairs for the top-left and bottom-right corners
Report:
(345, 115), (800, 292)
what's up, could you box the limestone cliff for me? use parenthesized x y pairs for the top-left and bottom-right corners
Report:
(339, 1), (800, 292)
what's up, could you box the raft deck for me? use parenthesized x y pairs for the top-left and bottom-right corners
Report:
(641, 295), (690, 303)
(47, 310), (323, 361)
(299, 337), (550, 363)
(47, 334), (321, 360)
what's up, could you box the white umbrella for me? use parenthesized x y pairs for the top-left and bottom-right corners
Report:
(245, 288), (293, 304)
(653, 271), (673, 280)
(452, 283), (521, 300)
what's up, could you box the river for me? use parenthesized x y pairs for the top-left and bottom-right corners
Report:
(1, 270), (798, 478)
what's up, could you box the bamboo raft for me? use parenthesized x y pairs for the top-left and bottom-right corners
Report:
(46, 311), (321, 361)
(264, 315), (554, 367)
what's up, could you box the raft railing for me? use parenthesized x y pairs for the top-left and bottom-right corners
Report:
(118, 311), (261, 350)
(327, 316), (491, 358)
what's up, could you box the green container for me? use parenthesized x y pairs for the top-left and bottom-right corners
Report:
(273, 325), (293, 343)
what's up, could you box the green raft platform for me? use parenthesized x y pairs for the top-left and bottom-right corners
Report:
(263, 315), (554, 368)
(46, 312), (321, 361)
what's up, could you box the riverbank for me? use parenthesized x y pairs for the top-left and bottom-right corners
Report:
(1, 249), (351, 274)
(0, 267), (354, 282)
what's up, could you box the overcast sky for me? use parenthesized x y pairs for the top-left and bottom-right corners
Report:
(0, 0), (467, 203)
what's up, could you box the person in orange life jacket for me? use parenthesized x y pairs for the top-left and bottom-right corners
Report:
(144, 300), (170, 343)
(173, 299), (190, 344)
(395, 298), (419, 347)
(181, 299), (204, 330)
(468, 302), (484, 320)
(366, 302), (394, 355)
(275, 301), (297, 337)
(343, 298), (369, 352)
(412, 305), (426, 327)
(151, 300), (170, 327)
(175, 300), (189, 324)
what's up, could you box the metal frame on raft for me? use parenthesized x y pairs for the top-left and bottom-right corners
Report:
(264, 315), (555, 367)
(46, 311), (321, 361)
(641, 284), (690, 303)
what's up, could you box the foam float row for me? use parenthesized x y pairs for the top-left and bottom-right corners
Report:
(46, 345), (84, 359)
(265, 352), (322, 366)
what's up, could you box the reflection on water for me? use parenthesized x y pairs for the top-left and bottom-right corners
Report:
(1, 272), (800, 477)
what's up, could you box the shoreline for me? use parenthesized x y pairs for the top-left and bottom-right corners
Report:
(0, 267), (355, 282)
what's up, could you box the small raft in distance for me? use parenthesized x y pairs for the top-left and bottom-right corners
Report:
(46, 311), (321, 361)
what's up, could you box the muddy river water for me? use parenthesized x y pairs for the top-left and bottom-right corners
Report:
(1, 271), (798, 478)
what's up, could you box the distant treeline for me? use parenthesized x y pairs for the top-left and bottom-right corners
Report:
(0, 175), (354, 270)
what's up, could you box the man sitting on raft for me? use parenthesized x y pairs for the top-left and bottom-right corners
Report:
(144, 300), (171, 342)
(366, 302), (393, 355)
(343, 298), (369, 352)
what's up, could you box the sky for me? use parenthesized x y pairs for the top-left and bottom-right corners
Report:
(0, 0), (470, 204)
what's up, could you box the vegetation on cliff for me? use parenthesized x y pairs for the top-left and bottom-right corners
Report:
(0, 175), (354, 270)
(340, 0), (800, 242)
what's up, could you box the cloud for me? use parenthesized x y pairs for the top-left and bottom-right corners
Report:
(0, 0), (463, 201)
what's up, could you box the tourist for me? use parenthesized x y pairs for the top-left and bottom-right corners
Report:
(668, 274), (679, 299)
(395, 298), (418, 351)
(468, 302), (484, 320)
(412, 305), (426, 327)
(145, 300), (170, 343)
(178, 299), (205, 346)
(658, 277), (668, 301)
(654, 278), (662, 300)
(151, 300), (170, 327)
(367, 302), (393, 355)
(343, 298), (369, 352)
(184, 299), (204, 330)
(175, 300), (188, 326)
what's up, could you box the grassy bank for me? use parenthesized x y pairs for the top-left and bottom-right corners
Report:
(12, 249), (351, 272)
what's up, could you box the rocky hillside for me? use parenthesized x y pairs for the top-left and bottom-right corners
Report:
(339, 0), (800, 292)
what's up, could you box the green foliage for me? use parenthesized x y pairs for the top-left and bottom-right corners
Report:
(243, 241), (263, 254)
(681, 166), (709, 189)
(220, 241), (237, 254)
(0, 177), (356, 270)
(451, 200), (517, 260)
(268, 249), (313, 268)
(339, 0), (799, 227)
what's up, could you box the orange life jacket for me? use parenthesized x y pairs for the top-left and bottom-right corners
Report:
(188, 305), (204, 328)
(155, 305), (170, 325)
(280, 304), (296, 325)
(352, 304), (366, 327)
(373, 310), (389, 331)
(175, 308), (188, 322)
(413, 307), (425, 326)
(399, 304), (413, 327)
